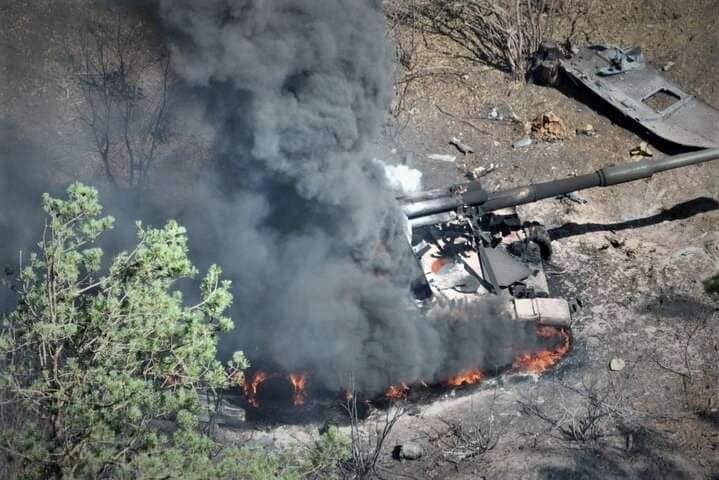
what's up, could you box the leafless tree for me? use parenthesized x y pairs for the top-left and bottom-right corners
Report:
(408, 0), (562, 77)
(385, 0), (421, 71)
(73, 10), (172, 193)
(440, 388), (502, 463)
(554, 0), (596, 50)
(655, 311), (719, 418)
(341, 393), (405, 479)
(520, 372), (643, 446)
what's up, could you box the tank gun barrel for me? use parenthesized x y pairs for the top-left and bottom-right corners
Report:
(401, 148), (719, 221)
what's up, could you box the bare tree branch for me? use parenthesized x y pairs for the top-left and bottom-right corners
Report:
(71, 8), (173, 193)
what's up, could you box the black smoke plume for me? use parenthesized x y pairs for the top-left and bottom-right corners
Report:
(152, 0), (536, 394)
(154, 0), (442, 393)
(1, 0), (540, 396)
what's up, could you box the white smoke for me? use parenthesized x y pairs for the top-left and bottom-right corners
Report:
(374, 159), (423, 195)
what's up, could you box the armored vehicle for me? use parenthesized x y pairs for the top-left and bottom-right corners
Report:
(400, 148), (719, 326)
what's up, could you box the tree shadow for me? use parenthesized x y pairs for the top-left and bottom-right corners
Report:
(537, 426), (700, 479)
(635, 293), (716, 320)
(547, 197), (719, 242)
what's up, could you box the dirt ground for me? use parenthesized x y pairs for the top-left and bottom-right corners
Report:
(2, 0), (719, 478)
(363, 1), (719, 478)
(218, 3), (719, 478)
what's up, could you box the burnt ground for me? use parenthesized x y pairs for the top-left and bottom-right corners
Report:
(2, 0), (719, 478)
(219, 2), (719, 478)
(357, 1), (719, 478)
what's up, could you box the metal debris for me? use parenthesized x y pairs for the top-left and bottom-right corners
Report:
(512, 136), (533, 149)
(557, 44), (719, 149)
(428, 153), (457, 163)
(481, 104), (520, 123)
(595, 45), (644, 76)
(515, 298), (572, 328)
(466, 163), (498, 180)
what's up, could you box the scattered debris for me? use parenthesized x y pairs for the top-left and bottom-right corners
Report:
(576, 124), (597, 137)
(450, 137), (474, 155)
(531, 111), (568, 142)
(481, 104), (520, 123)
(428, 153), (457, 163)
(662, 61), (675, 71)
(466, 163), (498, 180)
(609, 358), (626, 371)
(512, 136), (533, 149)
(394, 442), (424, 460)
(630, 142), (653, 158)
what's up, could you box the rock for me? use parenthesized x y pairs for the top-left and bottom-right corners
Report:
(395, 442), (424, 460)
(512, 136), (533, 149)
(484, 104), (520, 122)
(576, 124), (596, 137)
(531, 111), (568, 142)
(450, 137), (474, 155)
(609, 358), (626, 371)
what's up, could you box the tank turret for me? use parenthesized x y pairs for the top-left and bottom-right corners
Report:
(401, 148), (719, 308)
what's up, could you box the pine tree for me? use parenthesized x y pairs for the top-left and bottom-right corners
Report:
(0, 183), (254, 478)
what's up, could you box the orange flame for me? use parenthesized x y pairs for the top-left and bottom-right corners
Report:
(512, 327), (570, 374)
(242, 371), (268, 407)
(385, 382), (410, 399)
(288, 372), (307, 405)
(445, 368), (483, 387)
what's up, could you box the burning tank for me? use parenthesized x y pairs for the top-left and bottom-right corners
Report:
(224, 149), (719, 416)
(400, 148), (719, 321)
